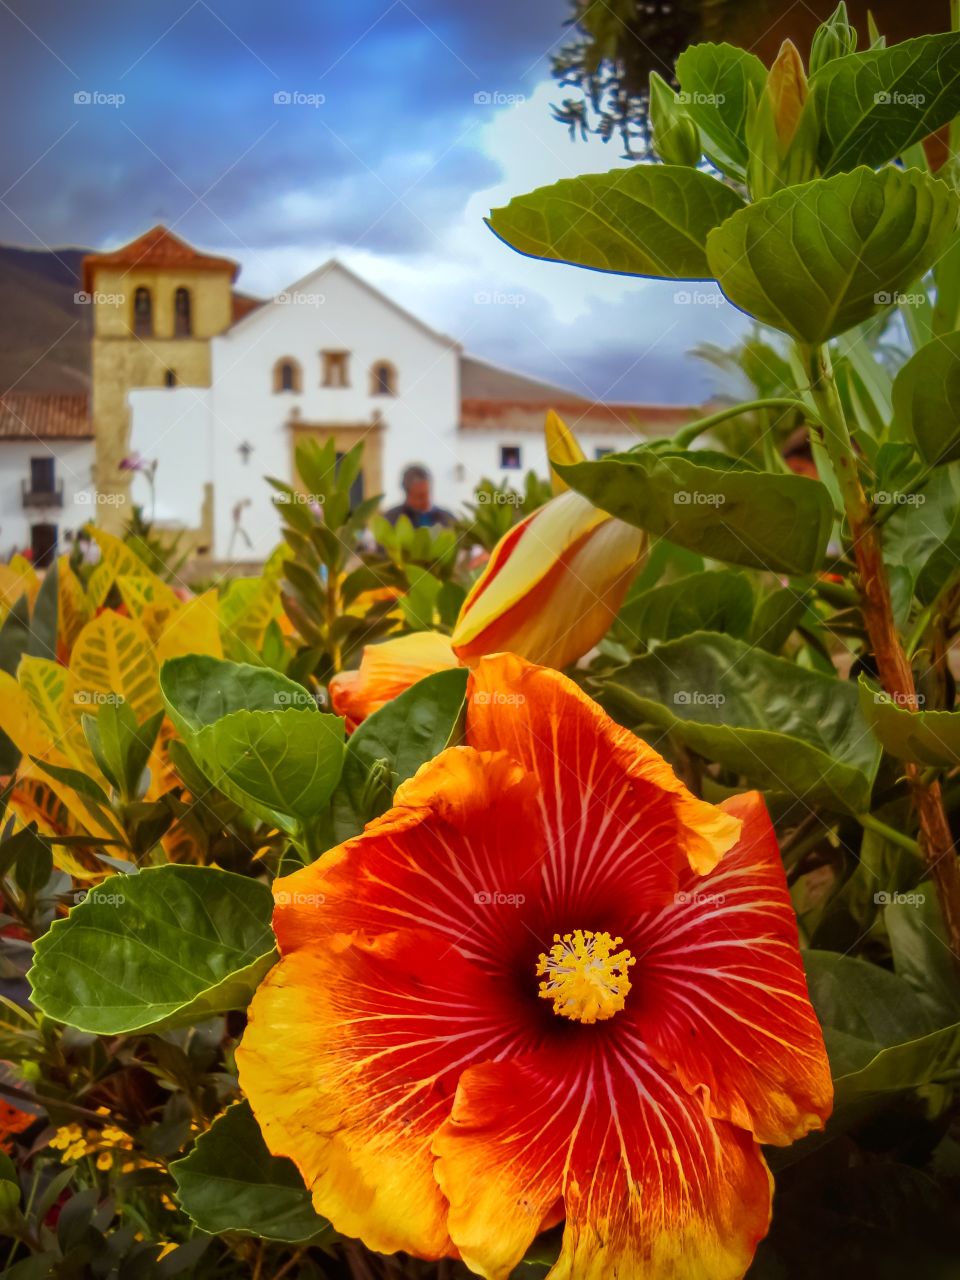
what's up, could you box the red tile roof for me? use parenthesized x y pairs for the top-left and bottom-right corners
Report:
(82, 226), (239, 291)
(460, 397), (700, 435)
(0, 392), (92, 440)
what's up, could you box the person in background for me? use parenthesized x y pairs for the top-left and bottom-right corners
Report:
(383, 464), (454, 529)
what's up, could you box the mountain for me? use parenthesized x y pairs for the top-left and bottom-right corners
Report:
(0, 244), (92, 393)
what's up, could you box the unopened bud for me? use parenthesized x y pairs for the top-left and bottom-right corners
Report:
(767, 40), (808, 150)
(649, 71), (702, 168)
(810, 3), (857, 75)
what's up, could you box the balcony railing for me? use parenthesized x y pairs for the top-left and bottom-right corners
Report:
(22, 478), (63, 509)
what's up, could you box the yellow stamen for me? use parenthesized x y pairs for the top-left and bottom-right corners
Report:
(536, 929), (635, 1024)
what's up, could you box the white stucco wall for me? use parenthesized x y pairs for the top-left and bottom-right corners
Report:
(0, 439), (95, 560)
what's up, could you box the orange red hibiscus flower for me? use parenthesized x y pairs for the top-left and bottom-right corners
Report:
(239, 654), (832, 1279)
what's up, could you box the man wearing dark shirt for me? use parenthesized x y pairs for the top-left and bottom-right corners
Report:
(384, 464), (455, 529)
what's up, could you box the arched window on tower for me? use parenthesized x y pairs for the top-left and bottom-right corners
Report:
(370, 360), (397, 396)
(133, 287), (153, 337)
(273, 357), (302, 393)
(174, 287), (192, 337)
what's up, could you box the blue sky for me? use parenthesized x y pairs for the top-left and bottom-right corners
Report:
(0, 0), (747, 401)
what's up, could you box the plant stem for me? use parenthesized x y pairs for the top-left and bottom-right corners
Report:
(672, 397), (819, 449)
(856, 811), (923, 856)
(802, 342), (960, 957)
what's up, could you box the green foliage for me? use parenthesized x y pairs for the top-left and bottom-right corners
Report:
(558, 447), (833, 574)
(891, 329), (960, 466)
(28, 865), (275, 1034)
(172, 1101), (330, 1242)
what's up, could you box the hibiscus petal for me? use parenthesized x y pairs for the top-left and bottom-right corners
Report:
(237, 929), (517, 1260)
(630, 790), (833, 1145)
(452, 491), (644, 671)
(271, 746), (548, 977)
(328, 631), (459, 730)
(466, 655), (741, 922)
(434, 1040), (772, 1280)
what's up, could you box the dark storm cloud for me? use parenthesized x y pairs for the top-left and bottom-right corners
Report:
(0, 0), (559, 254)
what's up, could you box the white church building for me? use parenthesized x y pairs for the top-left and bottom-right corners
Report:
(1, 228), (702, 565)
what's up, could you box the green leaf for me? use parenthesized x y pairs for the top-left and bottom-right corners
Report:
(617, 569), (754, 643)
(858, 677), (960, 768)
(28, 865), (275, 1034)
(881, 465), (960, 604)
(160, 654), (316, 738)
(188, 708), (344, 833)
(674, 42), (767, 180)
(812, 33), (960, 175)
(706, 167), (959, 343)
(83, 703), (163, 801)
(750, 587), (810, 654)
(399, 567), (443, 631)
(891, 330), (960, 467)
(27, 560), (58, 661)
(803, 950), (935, 1076)
(171, 1101), (329, 1242)
(601, 632), (880, 812)
(333, 667), (469, 840)
(486, 165), (745, 280)
(886, 883), (960, 1025)
(558, 449), (833, 575)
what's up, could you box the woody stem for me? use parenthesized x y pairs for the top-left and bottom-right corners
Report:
(801, 341), (960, 959)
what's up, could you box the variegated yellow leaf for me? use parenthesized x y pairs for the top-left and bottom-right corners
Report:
(219, 576), (281, 663)
(116, 574), (181, 641)
(86, 527), (153, 608)
(0, 558), (39, 619)
(155, 589), (222, 664)
(63, 612), (162, 769)
(17, 656), (68, 746)
(58, 558), (93, 658)
(7, 778), (120, 879)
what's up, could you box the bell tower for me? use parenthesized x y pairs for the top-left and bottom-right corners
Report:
(82, 227), (237, 530)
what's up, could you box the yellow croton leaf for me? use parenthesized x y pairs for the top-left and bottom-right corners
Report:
(17, 656), (68, 745)
(62, 611), (162, 773)
(85, 527), (153, 609)
(0, 557), (40, 622)
(6, 777), (108, 880)
(57, 558), (94, 659)
(155, 589), (223, 664)
(116, 573), (182, 643)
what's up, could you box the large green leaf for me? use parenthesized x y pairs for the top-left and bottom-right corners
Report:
(28, 866), (275, 1034)
(675, 42), (767, 181)
(617, 569), (754, 643)
(812, 33), (960, 175)
(601, 632), (880, 812)
(486, 165), (745, 280)
(189, 709), (344, 834)
(804, 950), (960, 1108)
(858, 677), (960, 768)
(160, 654), (316, 738)
(558, 449), (833, 575)
(886, 883), (960, 1026)
(803, 950), (936, 1076)
(333, 666), (468, 840)
(706, 167), (959, 343)
(172, 1101), (328, 1242)
(882, 465), (960, 604)
(891, 330), (960, 467)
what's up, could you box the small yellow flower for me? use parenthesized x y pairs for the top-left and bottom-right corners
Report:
(96, 1151), (113, 1171)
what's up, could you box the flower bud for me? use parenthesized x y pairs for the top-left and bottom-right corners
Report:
(746, 42), (818, 199)
(649, 71), (702, 168)
(809, 2), (857, 75)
